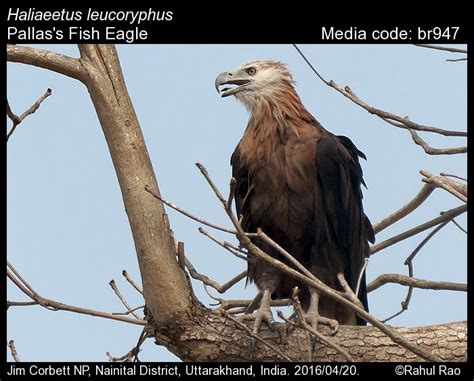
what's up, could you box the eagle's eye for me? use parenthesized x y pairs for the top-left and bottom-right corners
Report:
(246, 67), (257, 75)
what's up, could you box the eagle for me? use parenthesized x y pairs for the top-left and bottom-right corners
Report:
(215, 60), (374, 333)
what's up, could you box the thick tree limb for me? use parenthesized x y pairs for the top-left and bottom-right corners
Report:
(7, 45), (85, 81)
(149, 307), (466, 361)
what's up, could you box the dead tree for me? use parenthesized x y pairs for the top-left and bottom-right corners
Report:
(7, 44), (467, 362)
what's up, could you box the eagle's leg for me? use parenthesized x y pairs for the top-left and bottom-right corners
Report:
(243, 289), (275, 334)
(303, 288), (339, 352)
(304, 287), (339, 335)
(243, 288), (276, 352)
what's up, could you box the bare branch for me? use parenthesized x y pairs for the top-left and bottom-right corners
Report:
(7, 45), (85, 81)
(355, 259), (369, 297)
(450, 219), (467, 234)
(109, 280), (141, 319)
(382, 221), (449, 323)
(368, 274), (466, 293)
(112, 305), (145, 316)
(7, 88), (52, 141)
(106, 328), (148, 362)
(409, 129), (466, 155)
(370, 204), (467, 255)
(446, 58), (467, 62)
(7, 263), (146, 326)
(420, 170), (467, 203)
(198, 227), (249, 261)
(7, 301), (38, 309)
(8, 340), (21, 362)
(337, 273), (364, 309)
(413, 44), (467, 54)
(186, 257), (247, 295)
(293, 44), (466, 137)
(145, 185), (236, 234)
(176, 241), (186, 270)
(122, 270), (143, 295)
(373, 183), (435, 235)
(440, 173), (467, 182)
(224, 314), (291, 361)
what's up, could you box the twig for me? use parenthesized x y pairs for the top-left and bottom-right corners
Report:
(7, 300), (38, 309)
(337, 273), (364, 309)
(373, 183), (435, 235)
(368, 274), (466, 293)
(293, 44), (466, 137)
(7, 263), (146, 326)
(440, 173), (467, 182)
(413, 44), (467, 54)
(355, 259), (369, 297)
(8, 340), (21, 362)
(370, 204), (467, 255)
(122, 270), (143, 295)
(450, 219), (467, 234)
(446, 58), (467, 62)
(7, 88), (52, 141)
(106, 328), (148, 362)
(185, 258), (246, 294)
(198, 227), (249, 261)
(197, 163), (441, 361)
(409, 129), (466, 155)
(224, 314), (291, 361)
(420, 170), (467, 203)
(145, 185), (236, 234)
(177, 241), (186, 270)
(289, 290), (353, 362)
(112, 305), (145, 316)
(383, 221), (449, 323)
(109, 280), (141, 319)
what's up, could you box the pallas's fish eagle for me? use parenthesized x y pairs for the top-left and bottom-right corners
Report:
(215, 60), (374, 333)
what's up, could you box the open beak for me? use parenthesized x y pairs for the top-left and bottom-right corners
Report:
(215, 72), (253, 98)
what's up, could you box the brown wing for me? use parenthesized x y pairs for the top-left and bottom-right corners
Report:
(314, 133), (374, 324)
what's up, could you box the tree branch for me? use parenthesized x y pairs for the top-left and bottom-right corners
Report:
(8, 340), (21, 362)
(413, 44), (467, 54)
(109, 280), (141, 319)
(370, 204), (467, 255)
(7, 263), (146, 326)
(368, 274), (466, 293)
(409, 129), (466, 155)
(7, 88), (52, 141)
(293, 44), (467, 137)
(373, 183), (435, 235)
(7, 45), (85, 81)
(420, 170), (467, 203)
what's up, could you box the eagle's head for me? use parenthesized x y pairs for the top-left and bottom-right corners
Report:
(215, 60), (295, 109)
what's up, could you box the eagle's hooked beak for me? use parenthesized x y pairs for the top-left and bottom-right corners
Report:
(215, 71), (253, 98)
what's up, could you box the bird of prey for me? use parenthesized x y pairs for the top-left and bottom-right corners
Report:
(215, 60), (374, 335)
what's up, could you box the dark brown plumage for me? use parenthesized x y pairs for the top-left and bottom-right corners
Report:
(216, 60), (374, 328)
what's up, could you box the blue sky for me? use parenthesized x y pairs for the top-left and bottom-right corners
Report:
(7, 44), (467, 361)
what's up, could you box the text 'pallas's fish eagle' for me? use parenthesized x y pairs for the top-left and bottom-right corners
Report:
(215, 60), (374, 334)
